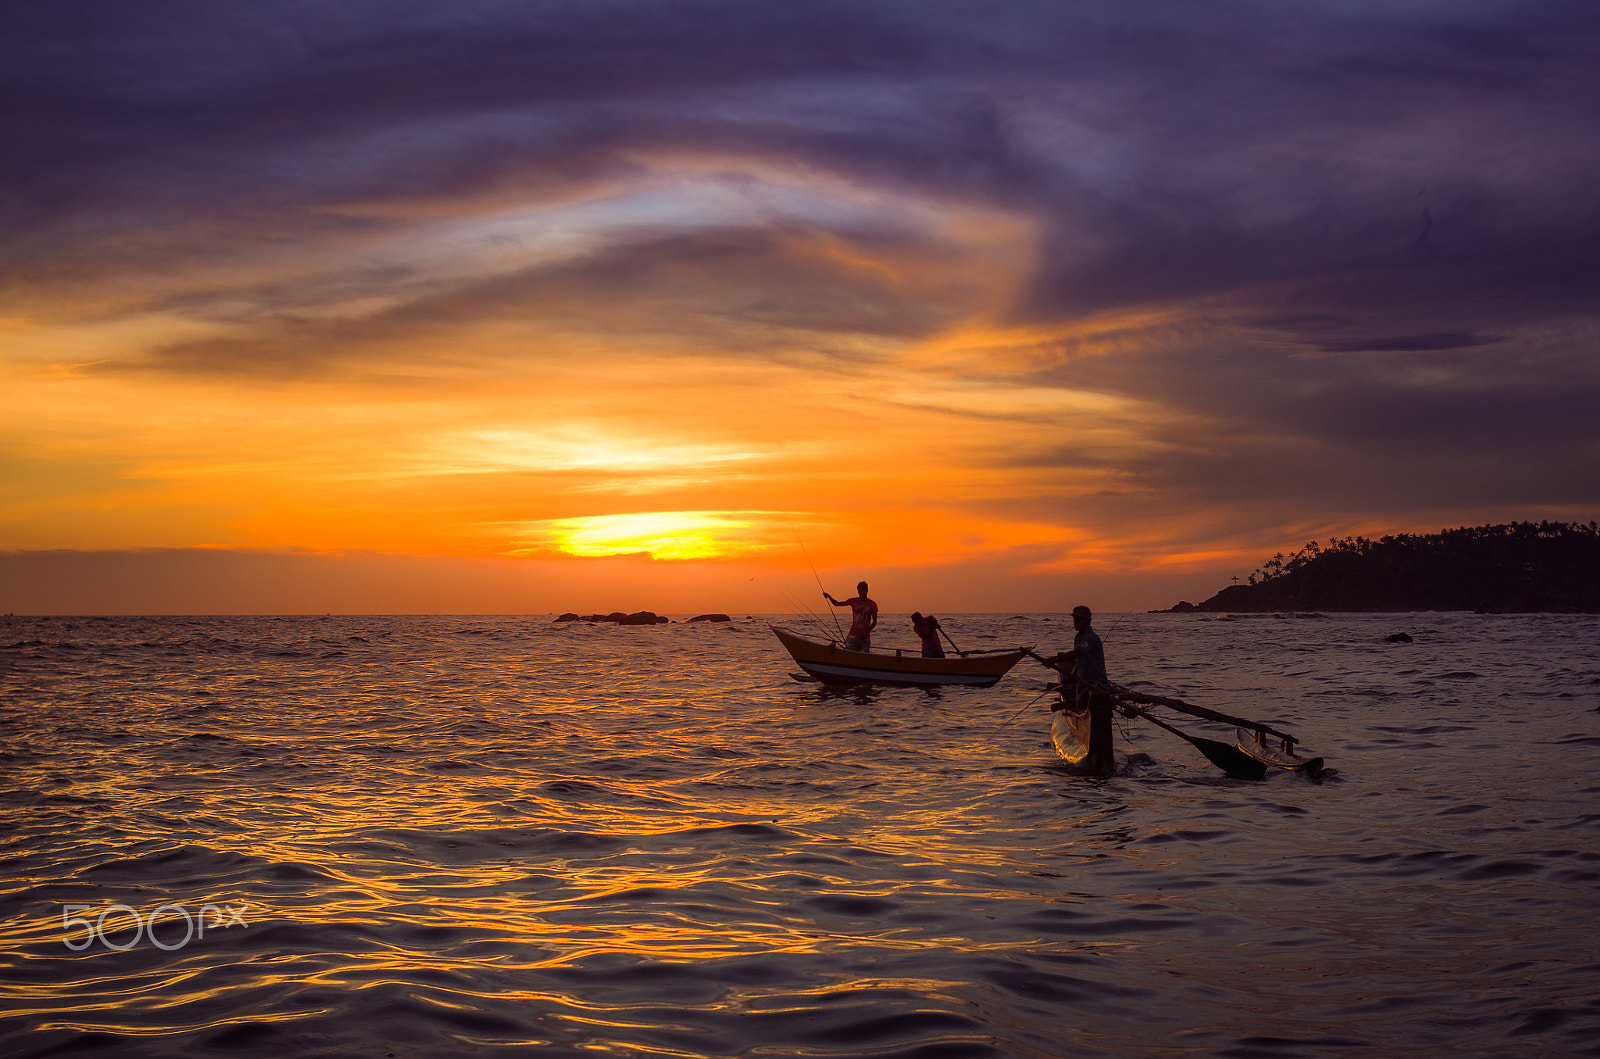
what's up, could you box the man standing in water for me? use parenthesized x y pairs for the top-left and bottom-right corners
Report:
(1050, 605), (1108, 693)
(823, 581), (878, 652)
(1040, 605), (1115, 772)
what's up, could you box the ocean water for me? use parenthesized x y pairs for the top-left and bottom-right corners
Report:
(2, 612), (1598, 1058)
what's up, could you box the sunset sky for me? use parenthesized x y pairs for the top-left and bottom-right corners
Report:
(3, 1), (1597, 614)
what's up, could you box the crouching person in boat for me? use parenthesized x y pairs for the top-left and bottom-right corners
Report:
(823, 581), (878, 652)
(1040, 605), (1117, 772)
(911, 612), (944, 658)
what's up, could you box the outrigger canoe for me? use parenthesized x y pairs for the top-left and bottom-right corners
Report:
(1037, 657), (1323, 777)
(772, 627), (1028, 687)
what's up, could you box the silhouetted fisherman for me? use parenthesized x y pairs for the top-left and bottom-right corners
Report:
(823, 581), (878, 651)
(911, 612), (944, 658)
(1038, 605), (1115, 772)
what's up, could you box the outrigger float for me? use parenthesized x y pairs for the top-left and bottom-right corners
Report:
(1028, 650), (1323, 779)
(771, 627), (1029, 688)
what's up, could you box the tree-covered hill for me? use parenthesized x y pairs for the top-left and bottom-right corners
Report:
(1165, 521), (1600, 613)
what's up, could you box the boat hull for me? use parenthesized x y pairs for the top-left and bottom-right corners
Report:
(771, 627), (1026, 687)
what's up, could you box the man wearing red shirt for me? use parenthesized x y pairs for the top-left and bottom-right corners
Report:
(823, 581), (879, 652)
(911, 612), (944, 658)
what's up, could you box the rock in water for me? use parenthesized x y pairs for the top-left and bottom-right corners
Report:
(551, 610), (669, 625)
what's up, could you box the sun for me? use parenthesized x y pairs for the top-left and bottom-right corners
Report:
(513, 511), (775, 561)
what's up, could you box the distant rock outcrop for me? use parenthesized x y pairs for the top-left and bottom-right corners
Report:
(554, 611), (669, 625)
(687, 613), (731, 623)
(1161, 521), (1600, 614)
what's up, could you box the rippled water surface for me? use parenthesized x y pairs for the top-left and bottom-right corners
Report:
(3, 612), (1599, 1057)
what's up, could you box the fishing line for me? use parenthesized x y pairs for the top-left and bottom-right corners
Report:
(776, 586), (832, 638)
(791, 522), (845, 640)
(995, 683), (1060, 733)
(774, 582), (838, 640)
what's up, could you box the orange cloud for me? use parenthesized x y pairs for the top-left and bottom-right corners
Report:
(13, 143), (1562, 616)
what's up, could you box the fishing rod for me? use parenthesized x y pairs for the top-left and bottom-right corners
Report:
(775, 586), (833, 638)
(790, 522), (845, 640)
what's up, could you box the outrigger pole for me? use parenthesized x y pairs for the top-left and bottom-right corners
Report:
(1106, 684), (1302, 749)
(1113, 701), (1266, 778)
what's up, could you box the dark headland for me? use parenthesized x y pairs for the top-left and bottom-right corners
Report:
(1161, 521), (1600, 614)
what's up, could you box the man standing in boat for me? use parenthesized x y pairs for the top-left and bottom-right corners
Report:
(823, 581), (878, 652)
(911, 612), (945, 658)
(1041, 605), (1115, 772)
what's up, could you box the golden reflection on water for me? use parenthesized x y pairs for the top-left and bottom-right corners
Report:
(4, 614), (1599, 1056)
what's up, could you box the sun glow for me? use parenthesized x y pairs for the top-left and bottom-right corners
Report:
(0, 134), (1285, 611)
(513, 511), (782, 560)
